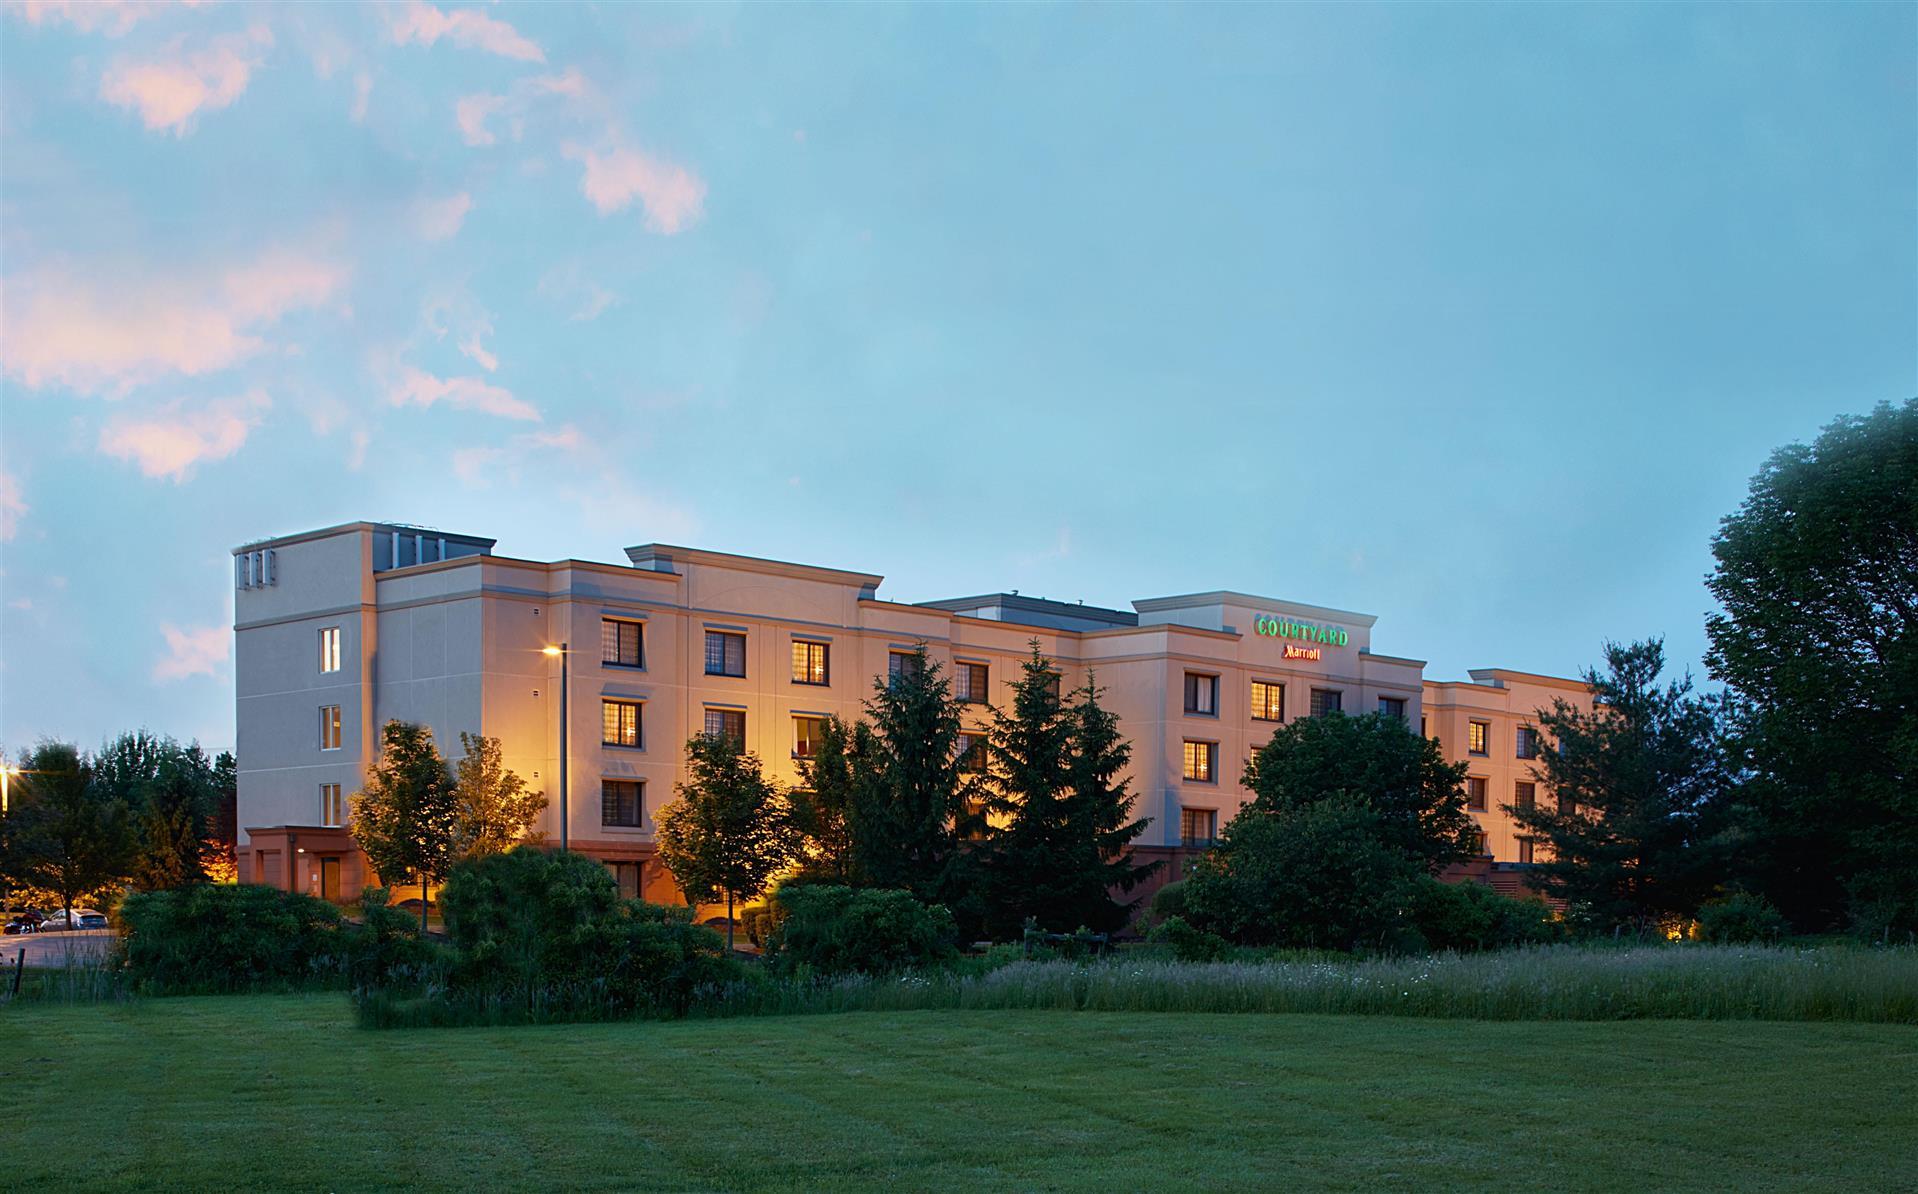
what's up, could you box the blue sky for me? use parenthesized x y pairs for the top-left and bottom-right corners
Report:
(1, 1), (1913, 754)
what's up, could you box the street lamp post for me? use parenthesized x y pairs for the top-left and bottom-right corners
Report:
(543, 643), (569, 851)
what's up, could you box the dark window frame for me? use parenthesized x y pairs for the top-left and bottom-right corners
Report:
(703, 707), (747, 748)
(1180, 806), (1219, 848)
(1182, 739), (1218, 784)
(1310, 688), (1343, 718)
(601, 699), (643, 749)
(1468, 719), (1491, 757)
(1183, 672), (1220, 717)
(791, 640), (830, 687)
(704, 630), (747, 678)
(955, 661), (990, 705)
(1466, 775), (1488, 811)
(601, 618), (645, 669)
(1250, 680), (1285, 723)
(601, 779), (644, 828)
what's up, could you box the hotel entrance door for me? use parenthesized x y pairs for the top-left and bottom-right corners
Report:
(320, 857), (341, 902)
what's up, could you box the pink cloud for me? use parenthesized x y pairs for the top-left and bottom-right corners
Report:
(388, 367), (538, 421)
(389, 1), (543, 62)
(97, 391), (269, 481)
(0, 471), (24, 541)
(562, 141), (706, 233)
(153, 623), (229, 682)
(415, 192), (473, 241)
(6, 0), (208, 36)
(455, 69), (584, 147)
(1, 247), (347, 394)
(99, 27), (273, 135)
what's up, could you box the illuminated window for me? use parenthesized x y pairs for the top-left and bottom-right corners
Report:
(704, 630), (746, 677)
(602, 700), (642, 748)
(1250, 681), (1284, 722)
(318, 627), (342, 674)
(602, 619), (644, 668)
(1467, 776), (1488, 810)
(1182, 740), (1216, 783)
(1309, 689), (1342, 718)
(887, 650), (923, 686)
(1468, 720), (1490, 756)
(1516, 726), (1540, 759)
(1183, 673), (1219, 716)
(704, 708), (746, 747)
(319, 705), (342, 751)
(1514, 781), (1537, 811)
(1378, 696), (1407, 722)
(794, 715), (828, 759)
(608, 860), (642, 897)
(319, 784), (344, 827)
(955, 662), (989, 704)
(791, 640), (829, 686)
(1180, 807), (1218, 847)
(1517, 837), (1535, 865)
(602, 780), (643, 828)
(957, 732), (988, 774)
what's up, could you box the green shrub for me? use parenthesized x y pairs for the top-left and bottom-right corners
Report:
(765, 885), (959, 976)
(119, 883), (345, 993)
(1404, 877), (1563, 953)
(1698, 891), (1791, 944)
(1148, 881), (1189, 925)
(1183, 796), (1413, 950)
(1148, 915), (1232, 963)
(408, 846), (738, 1022)
(341, 888), (445, 991)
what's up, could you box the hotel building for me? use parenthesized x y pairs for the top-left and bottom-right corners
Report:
(232, 522), (1589, 907)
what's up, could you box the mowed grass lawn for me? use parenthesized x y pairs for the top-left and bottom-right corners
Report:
(3, 997), (1914, 1192)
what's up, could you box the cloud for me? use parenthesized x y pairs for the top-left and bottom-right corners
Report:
(536, 262), (617, 321)
(0, 472), (24, 541)
(5, 0), (207, 36)
(153, 623), (229, 682)
(415, 192), (472, 241)
(455, 68), (584, 147)
(388, 367), (538, 421)
(1, 246), (348, 395)
(452, 423), (586, 488)
(97, 391), (270, 481)
(458, 330), (497, 372)
(351, 70), (372, 122)
(562, 141), (705, 233)
(389, 1), (543, 62)
(99, 27), (273, 135)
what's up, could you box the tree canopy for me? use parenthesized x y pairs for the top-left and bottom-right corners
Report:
(349, 721), (459, 931)
(655, 733), (797, 949)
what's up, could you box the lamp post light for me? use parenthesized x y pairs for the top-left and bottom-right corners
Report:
(542, 643), (569, 851)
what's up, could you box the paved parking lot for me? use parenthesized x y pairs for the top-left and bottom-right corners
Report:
(2, 929), (115, 968)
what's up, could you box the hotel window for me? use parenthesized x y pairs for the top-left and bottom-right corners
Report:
(1183, 672), (1219, 716)
(1557, 791), (1578, 816)
(1468, 720), (1490, 756)
(1250, 681), (1284, 722)
(955, 661), (989, 705)
(791, 640), (830, 686)
(1516, 726), (1540, 760)
(608, 860), (642, 899)
(1182, 740), (1217, 783)
(602, 619), (644, 668)
(1180, 807), (1218, 847)
(1514, 780), (1537, 811)
(1310, 688), (1343, 718)
(1045, 672), (1064, 700)
(1467, 776), (1488, 811)
(704, 630), (746, 677)
(794, 715), (828, 760)
(601, 779), (644, 828)
(1517, 837), (1536, 865)
(704, 708), (746, 748)
(887, 650), (925, 687)
(319, 627), (342, 674)
(957, 732), (988, 775)
(1465, 826), (1487, 854)
(320, 783), (344, 828)
(319, 705), (342, 751)
(1378, 696), (1407, 722)
(602, 700), (642, 748)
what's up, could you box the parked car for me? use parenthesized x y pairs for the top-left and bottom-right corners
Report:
(38, 908), (108, 932)
(4, 909), (47, 935)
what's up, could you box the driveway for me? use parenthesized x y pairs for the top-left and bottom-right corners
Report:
(1, 929), (116, 969)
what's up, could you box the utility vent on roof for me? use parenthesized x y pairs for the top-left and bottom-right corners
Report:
(236, 549), (276, 590)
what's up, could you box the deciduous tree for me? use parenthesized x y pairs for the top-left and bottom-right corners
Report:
(350, 722), (459, 931)
(8, 742), (133, 926)
(449, 732), (546, 861)
(656, 733), (797, 950)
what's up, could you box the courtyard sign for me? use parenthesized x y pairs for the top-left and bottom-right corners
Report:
(1253, 614), (1348, 648)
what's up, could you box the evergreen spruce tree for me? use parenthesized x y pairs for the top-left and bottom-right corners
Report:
(1508, 639), (1732, 933)
(1060, 672), (1159, 932)
(980, 644), (1075, 938)
(792, 715), (869, 883)
(850, 644), (978, 912)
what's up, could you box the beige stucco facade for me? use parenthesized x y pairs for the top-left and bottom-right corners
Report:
(232, 522), (1590, 903)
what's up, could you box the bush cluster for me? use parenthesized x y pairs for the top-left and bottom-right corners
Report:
(1401, 877), (1563, 953)
(764, 884), (958, 976)
(1696, 891), (1791, 944)
(118, 883), (435, 994)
